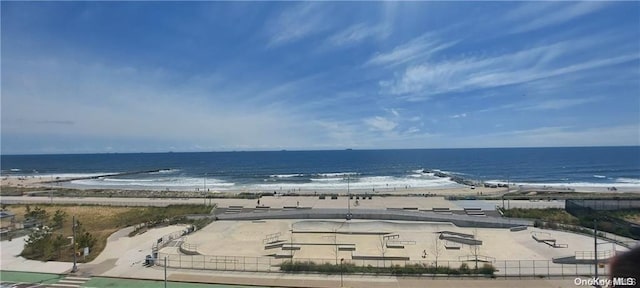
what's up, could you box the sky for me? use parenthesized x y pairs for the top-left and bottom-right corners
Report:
(1, 2), (639, 154)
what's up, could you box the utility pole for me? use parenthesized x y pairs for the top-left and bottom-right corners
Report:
(594, 219), (599, 286)
(72, 215), (77, 273)
(340, 258), (344, 287)
(346, 175), (352, 220)
(290, 229), (294, 259)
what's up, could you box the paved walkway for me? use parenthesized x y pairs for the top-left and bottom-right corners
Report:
(0, 196), (490, 210)
(0, 236), (71, 274)
(0, 270), (594, 288)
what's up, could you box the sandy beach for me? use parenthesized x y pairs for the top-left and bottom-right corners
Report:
(0, 175), (506, 196)
(3, 173), (639, 198)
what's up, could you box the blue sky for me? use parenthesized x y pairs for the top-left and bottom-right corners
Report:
(1, 2), (639, 154)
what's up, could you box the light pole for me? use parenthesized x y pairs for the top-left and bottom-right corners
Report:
(340, 258), (344, 287)
(164, 256), (167, 288)
(594, 219), (601, 288)
(71, 215), (77, 273)
(203, 173), (207, 206)
(346, 175), (352, 221)
(290, 228), (294, 259)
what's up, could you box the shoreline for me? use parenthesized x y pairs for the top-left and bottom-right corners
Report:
(2, 173), (639, 196)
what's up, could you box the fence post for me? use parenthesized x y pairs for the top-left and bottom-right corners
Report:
(533, 260), (535, 278)
(561, 263), (564, 278)
(547, 260), (550, 278)
(504, 261), (507, 279)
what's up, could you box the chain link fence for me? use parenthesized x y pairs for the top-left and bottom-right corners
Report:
(155, 252), (611, 278)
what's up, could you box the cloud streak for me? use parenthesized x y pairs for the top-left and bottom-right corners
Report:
(520, 97), (601, 111)
(0, 57), (351, 152)
(366, 33), (456, 67)
(379, 39), (638, 100)
(505, 2), (609, 34)
(2, 2), (638, 153)
(364, 116), (397, 132)
(325, 22), (389, 48)
(265, 3), (330, 47)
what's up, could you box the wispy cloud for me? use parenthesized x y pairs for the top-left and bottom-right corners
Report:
(0, 57), (339, 152)
(3, 2), (638, 152)
(364, 116), (397, 132)
(366, 33), (456, 67)
(505, 2), (609, 34)
(520, 97), (601, 111)
(491, 125), (640, 147)
(380, 37), (639, 100)
(265, 3), (330, 47)
(325, 23), (389, 48)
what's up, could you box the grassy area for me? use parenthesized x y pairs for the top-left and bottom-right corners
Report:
(4, 204), (212, 262)
(501, 208), (579, 225)
(573, 209), (640, 239)
(502, 207), (640, 239)
(606, 210), (640, 225)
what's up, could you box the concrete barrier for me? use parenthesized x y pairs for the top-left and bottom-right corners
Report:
(216, 208), (532, 228)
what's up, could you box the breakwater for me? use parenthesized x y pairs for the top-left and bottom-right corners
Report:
(43, 169), (170, 183)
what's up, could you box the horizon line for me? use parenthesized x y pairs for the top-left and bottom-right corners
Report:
(2, 145), (639, 157)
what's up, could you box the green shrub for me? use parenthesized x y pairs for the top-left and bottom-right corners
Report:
(459, 263), (470, 274)
(280, 260), (495, 276)
(478, 263), (496, 275)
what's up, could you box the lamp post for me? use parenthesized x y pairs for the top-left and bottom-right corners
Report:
(346, 175), (352, 221)
(71, 215), (77, 273)
(203, 173), (207, 206)
(340, 258), (344, 287)
(594, 219), (601, 288)
(290, 228), (294, 259)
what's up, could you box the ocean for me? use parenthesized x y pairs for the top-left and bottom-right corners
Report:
(1, 147), (639, 191)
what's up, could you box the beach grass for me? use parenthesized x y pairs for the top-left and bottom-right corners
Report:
(4, 204), (211, 262)
(501, 208), (579, 225)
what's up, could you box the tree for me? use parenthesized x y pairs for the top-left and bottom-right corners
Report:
(77, 231), (96, 250)
(378, 235), (389, 267)
(25, 206), (49, 225)
(74, 220), (96, 250)
(22, 226), (53, 259)
(432, 233), (442, 268)
(469, 229), (480, 271)
(51, 210), (67, 229)
(51, 234), (68, 258)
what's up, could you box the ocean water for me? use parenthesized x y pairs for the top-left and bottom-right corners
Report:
(1, 147), (639, 191)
